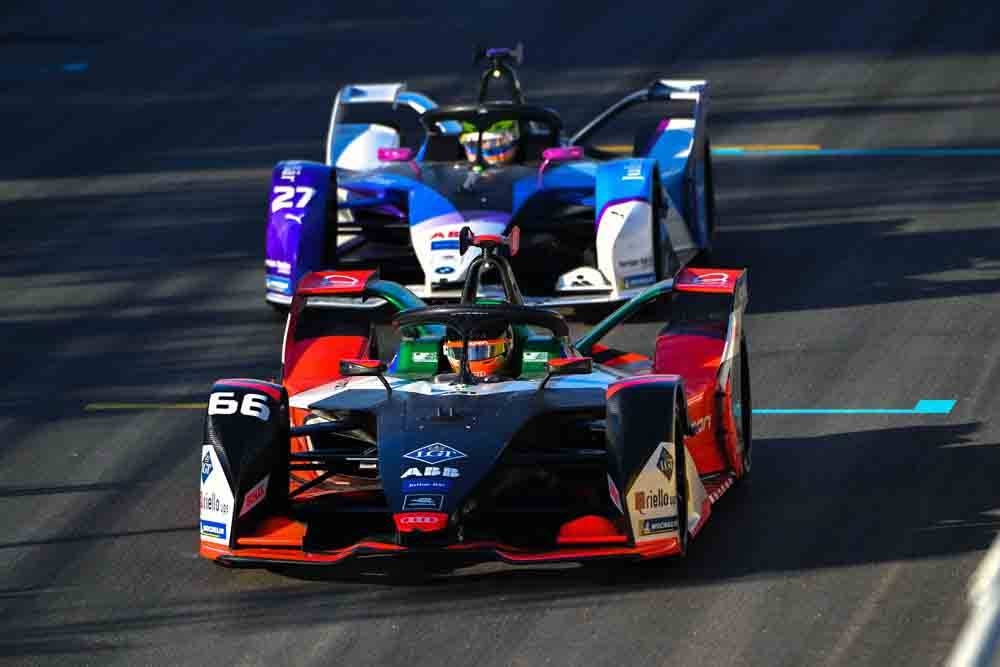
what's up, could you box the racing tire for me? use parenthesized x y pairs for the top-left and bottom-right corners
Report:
(733, 333), (753, 480)
(690, 138), (717, 267)
(704, 137), (717, 247)
(651, 170), (665, 283)
(674, 415), (689, 557)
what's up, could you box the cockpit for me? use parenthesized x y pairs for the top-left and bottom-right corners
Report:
(419, 104), (563, 165)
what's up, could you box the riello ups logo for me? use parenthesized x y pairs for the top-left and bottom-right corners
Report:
(632, 488), (676, 515)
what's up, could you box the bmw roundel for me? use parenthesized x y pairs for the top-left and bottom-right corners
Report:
(435, 266), (455, 275)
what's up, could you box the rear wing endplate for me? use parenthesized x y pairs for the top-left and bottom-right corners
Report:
(325, 83), (437, 166)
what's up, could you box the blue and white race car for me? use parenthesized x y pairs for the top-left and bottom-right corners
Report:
(265, 46), (718, 308)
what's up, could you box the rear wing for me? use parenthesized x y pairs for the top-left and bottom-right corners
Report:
(290, 270), (424, 311)
(672, 267), (748, 387)
(281, 271), (426, 389)
(574, 267), (746, 357)
(569, 78), (709, 149)
(325, 83), (437, 170)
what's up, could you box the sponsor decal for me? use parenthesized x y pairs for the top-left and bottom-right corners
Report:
(403, 443), (467, 465)
(279, 165), (302, 182)
(640, 516), (679, 536)
(522, 351), (549, 363)
(402, 494), (444, 510)
(626, 441), (680, 543)
(617, 256), (652, 269)
(624, 273), (656, 289)
(239, 474), (269, 518)
(395, 512), (448, 532)
(622, 162), (644, 181)
(321, 274), (360, 287)
(397, 515), (441, 526)
(430, 230), (462, 240)
(284, 212), (304, 224)
(400, 466), (460, 479)
(266, 276), (291, 292)
(402, 478), (453, 492)
(200, 519), (227, 540)
(265, 259), (292, 275)
(200, 491), (230, 514)
(632, 488), (676, 515)
(656, 446), (674, 481)
(690, 415), (711, 435)
(435, 266), (456, 275)
(430, 240), (461, 251)
(201, 451), (213, 483)
(412, 351), (438, 363)
(690, 272), (729, 287)
(199, 446), (235, 545)
(607, 473), (623, 514)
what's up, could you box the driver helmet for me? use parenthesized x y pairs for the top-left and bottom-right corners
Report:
(459, 120), (520, 166)
(443, 324), (514, 378)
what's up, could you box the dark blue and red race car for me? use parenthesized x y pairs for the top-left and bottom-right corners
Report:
(200, 228), (751, 568)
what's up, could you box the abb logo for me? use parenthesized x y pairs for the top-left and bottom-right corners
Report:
(393, 512), (448, 533)
(430, 230), (462, 240)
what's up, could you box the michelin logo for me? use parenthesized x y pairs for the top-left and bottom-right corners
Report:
(200, 520), (227, 540)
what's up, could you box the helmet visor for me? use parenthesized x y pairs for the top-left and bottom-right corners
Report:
(443, 338), (508, 362)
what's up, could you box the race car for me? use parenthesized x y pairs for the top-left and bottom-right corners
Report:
(264, 45), (718, 308)
(200, 228), (751, 568)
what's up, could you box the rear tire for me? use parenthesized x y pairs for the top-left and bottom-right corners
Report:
(651, 171), (666, 282)
(704, 137), (717, 246)
(733, 333), (753, 479)
(690, 138), (716, 267)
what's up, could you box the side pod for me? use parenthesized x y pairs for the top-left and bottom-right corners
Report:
(200, 380), (289, 551)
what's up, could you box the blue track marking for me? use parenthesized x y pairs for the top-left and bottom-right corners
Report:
(0, 62), (89, 79)
(754, 399), (956, 415)
(713, 147), (1000, 157)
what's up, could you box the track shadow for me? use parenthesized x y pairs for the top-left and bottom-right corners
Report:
(1, 421), (992, 660)
(256, 421), (994, 586)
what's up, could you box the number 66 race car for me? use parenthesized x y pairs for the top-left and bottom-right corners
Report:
(264, 45), (719, 309)
(200, 229), (751, 568)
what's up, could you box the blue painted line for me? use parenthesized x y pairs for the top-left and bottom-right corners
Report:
(713, 147), (1000, 157)
(754, 399), (956, 415)
(0, 62), (89, 79)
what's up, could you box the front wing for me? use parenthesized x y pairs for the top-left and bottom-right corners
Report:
(200, 471), (737, 569)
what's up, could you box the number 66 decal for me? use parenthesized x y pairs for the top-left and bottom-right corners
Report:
(208, 392), (271, 421)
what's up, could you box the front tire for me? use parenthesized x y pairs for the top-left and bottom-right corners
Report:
(674, 415), (689, 556)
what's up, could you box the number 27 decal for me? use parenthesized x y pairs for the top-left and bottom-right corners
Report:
(208, 392), (270, 421)
(270, 186), (315, 213)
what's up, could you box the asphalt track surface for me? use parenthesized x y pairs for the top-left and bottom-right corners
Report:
(2, 2), (1000, 665)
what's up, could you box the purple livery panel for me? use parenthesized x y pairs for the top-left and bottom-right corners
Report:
(265, 161), (333, 300)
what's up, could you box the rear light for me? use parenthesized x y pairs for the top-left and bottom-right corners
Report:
(394, 512), (448, 533)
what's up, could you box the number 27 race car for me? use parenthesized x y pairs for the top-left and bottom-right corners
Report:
(200, 229), (752, 569)
(264, 46), (719, 309)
